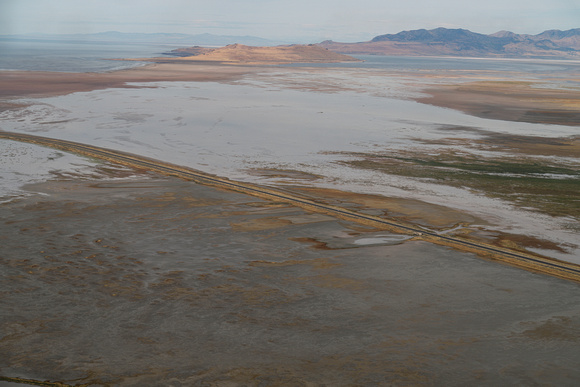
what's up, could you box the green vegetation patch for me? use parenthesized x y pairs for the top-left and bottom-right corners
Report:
(337, 150), (580, 218)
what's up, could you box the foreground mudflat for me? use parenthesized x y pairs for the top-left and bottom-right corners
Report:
(1, 172), (579, 386)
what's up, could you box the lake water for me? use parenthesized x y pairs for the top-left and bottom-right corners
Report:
(0, 37), (173, 72)
(291, 53), (580, 74)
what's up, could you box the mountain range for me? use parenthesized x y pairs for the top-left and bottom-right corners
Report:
(319, 28), (580, 58)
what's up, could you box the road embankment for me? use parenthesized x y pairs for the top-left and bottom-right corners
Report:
(2, 131), (579, 283)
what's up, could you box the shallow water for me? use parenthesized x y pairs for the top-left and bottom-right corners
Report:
(0, 140), (146, 203)
(0, 38), (171, 72)
(291, 54), (580, 74)
(1, 60), (579, 262)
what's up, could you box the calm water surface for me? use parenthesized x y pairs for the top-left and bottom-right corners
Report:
(0, 38), (172, 72)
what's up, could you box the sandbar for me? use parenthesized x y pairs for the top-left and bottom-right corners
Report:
(0, 63), (257, 100)
(416, 80), (580, 126)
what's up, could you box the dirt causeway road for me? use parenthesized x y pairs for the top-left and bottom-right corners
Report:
(2, 131), (579, 284)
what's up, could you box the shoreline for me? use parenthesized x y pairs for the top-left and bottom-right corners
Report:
(0, 62), (258, 99)
(416, 81), (580, 126)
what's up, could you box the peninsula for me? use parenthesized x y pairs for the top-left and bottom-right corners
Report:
(0, 44), (358, 101)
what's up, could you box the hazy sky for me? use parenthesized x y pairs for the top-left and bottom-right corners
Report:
(1, 0), (579, 42)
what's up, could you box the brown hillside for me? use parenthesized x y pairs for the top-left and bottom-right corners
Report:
(158, 44), (361, 64)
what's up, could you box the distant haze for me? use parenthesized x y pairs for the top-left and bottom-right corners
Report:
(1, 0), (579, 43)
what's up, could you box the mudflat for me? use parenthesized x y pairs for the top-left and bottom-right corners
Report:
(416, 80), (580, 126)
(0, 63), (256, 99)
(1, 171), (579, 386)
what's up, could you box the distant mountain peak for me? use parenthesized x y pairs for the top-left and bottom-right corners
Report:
(490, 30), (517, 38)
(371, 27), (485, 43)
(536, 28), (580, 39)
(321, 27), (580, 59)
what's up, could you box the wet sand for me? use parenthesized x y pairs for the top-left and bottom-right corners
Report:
(416, 80), (580, 126)
(1, 170), (580, 386)
(1, 61), (578, 128)
(0, 63), (257, 99)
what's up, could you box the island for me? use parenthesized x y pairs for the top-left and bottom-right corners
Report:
(135, 43), (362, 64)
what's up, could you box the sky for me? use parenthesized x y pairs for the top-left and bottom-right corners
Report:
(1, 0), (579, 42)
